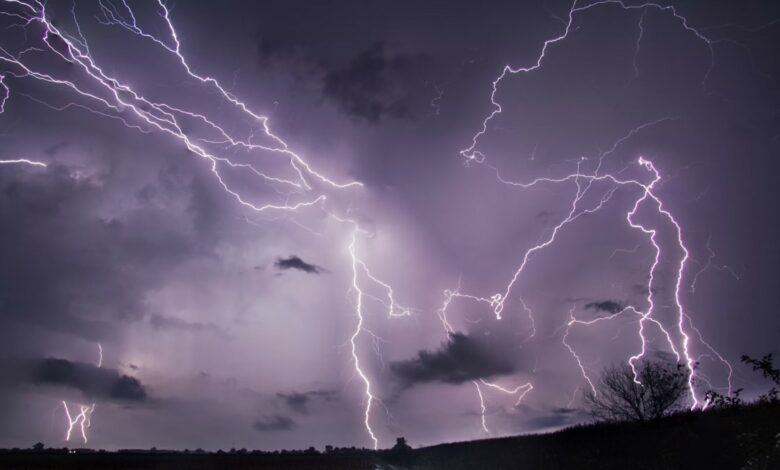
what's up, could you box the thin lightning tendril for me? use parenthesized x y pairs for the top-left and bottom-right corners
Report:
(437, 281), (533, 434)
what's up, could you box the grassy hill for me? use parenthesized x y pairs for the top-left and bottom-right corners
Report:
(1, 403), (778, 470)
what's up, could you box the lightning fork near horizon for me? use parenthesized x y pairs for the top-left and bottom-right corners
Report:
(61, 343), (102, 444)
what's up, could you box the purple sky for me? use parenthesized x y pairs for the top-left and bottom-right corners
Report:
(0, 0), (778, 451)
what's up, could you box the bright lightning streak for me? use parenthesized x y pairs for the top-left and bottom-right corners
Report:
(0, 0), (380, 447)
(346, 227), (379, 450)
(62, 402), (95, 444)
(0, 158), (47, 167)
(341, 217), (412, 449)
(0, 0), (361, 216)
(61, 343), (102, 444)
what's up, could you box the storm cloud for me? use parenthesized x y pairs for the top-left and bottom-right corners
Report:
(584, 300), (626, 315)
(274, 255), (324, 274)
(277, 390), (338, 414)
(30, 358), (147, 402)
(390, 332), (516, 386)
(322, 42), (427, 123)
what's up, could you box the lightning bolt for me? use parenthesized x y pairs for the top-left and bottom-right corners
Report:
(0, 158), (47, 167)
(338, 214), (412, 449)
(61, 343), (102, 444)
(61, 402), (95, 444)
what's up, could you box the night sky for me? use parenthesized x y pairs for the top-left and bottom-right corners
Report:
(0, 0), (778, 451)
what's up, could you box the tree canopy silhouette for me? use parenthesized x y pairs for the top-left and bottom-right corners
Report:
(583, 361), (689, 422)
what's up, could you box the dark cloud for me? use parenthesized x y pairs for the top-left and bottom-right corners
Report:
(321, 42), (427, 123)
(390, 332), (516, 386)
(584, 300), (625, 315)
(30, 358), (147, 402)
(274, 255), (324, 274)
(277, 389), (338, 414)
(252, 414), (296, 432)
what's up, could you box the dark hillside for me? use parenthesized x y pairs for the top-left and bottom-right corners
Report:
(404, 403), (780, 470)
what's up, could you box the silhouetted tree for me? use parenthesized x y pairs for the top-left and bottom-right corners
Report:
(704, 388), (744, 408)
(706, 353), (780, 408)
(31, 442), (44, 451)
(742, 353), (779, 403)
(583, 361), (688, 422)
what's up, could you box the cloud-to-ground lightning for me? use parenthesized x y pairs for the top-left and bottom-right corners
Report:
(455, 0), (734, 413)
(337, 214), (412, 449)
(61, 343), (102, 444)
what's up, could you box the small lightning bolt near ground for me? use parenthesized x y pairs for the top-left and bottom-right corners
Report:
(61, 343), (102, 444)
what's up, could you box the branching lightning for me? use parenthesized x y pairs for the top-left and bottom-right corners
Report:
(0, 0), (372, 446)
(0, 0), (360, 214)
(0, 0), (742, 449)
(455, 0), (734, 415)
(337, 214), (412, 449)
